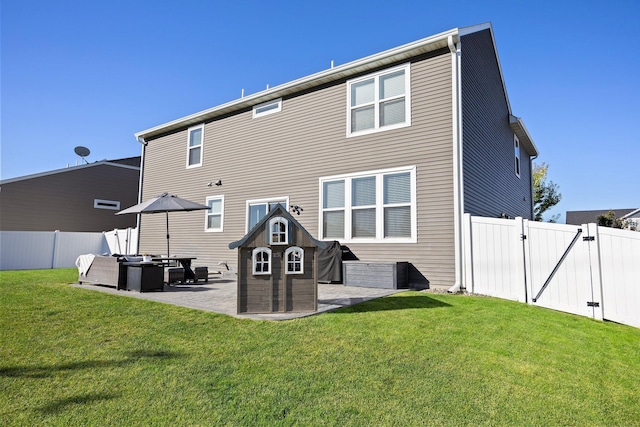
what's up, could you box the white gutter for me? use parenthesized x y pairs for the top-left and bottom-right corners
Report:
(448, 36), (464, 294)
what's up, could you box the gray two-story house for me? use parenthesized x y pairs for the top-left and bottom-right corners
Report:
(133, 23), (538, 289)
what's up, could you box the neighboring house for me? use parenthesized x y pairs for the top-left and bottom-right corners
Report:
(133, 23), (538, 289)
(566, 208), (638, 228)
(0, 157), (141, 232)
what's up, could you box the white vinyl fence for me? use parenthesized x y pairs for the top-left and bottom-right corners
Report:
(462, 214), (640, 328)
(0, 228), (138, 270)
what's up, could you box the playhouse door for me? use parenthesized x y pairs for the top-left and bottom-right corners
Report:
(272, 251), (283, 312)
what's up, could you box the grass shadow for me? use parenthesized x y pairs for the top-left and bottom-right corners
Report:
(38, 392), (120, 415)
(328, 293), (451, 314)
(0, 350), (181, 378)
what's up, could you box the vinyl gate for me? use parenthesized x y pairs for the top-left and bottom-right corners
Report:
(462, 214), (640, 328)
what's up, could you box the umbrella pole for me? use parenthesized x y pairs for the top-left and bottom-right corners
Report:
(166, 211), (170, 256)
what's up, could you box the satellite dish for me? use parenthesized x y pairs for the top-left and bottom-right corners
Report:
(74, 146), (91, 164)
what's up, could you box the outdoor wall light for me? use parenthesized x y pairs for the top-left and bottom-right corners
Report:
(207, 180), (222, 187)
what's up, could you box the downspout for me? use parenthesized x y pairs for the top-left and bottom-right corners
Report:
(448, 35), (464, 294)
(135, 136), (147, 255)
(530, 153), (538, 220)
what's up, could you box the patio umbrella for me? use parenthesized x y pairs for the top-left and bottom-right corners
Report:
(116, 193), (209, 256)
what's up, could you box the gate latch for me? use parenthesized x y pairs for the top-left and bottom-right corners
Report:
(583, 236), (595, 241)
(587, 301), (600, 307)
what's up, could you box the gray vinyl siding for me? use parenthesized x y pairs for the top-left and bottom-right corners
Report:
(460, 29), (533, 219)
(141, 50), (455, 288)
(0, 165), (139, 232)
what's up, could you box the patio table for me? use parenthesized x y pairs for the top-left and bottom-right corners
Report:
(152, 256), (197, 282)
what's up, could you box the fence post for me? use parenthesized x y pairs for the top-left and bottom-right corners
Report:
(462, 213), (474, 292)
(586, 223), (604, 320)
(51, 230), (60, 269)
(523, 219), (533, 305)
(514, 217), (527, 303)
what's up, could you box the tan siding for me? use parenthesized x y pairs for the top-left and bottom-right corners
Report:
(0, 165), (139, 232)
(141, 52), (455, 287)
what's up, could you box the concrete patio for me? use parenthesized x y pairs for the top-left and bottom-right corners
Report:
(71, 277), (406, 321)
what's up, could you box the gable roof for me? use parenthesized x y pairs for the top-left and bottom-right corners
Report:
(0, 157), (140, 185)
(135, 22), (535, 156)
(228, 205), (327, 250)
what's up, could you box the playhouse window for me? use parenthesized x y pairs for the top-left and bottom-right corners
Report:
(269, 217), (289, 245)
(252, 247), (271, 275)
(285, 247), (304, 274)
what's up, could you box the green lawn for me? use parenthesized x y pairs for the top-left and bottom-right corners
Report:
(1, 269), (639, 426)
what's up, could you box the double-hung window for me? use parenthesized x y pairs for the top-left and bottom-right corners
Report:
(246, 197), (288, 232)
(187, 124), (204, 168)
(347, 63), (411, 136)
(205, 196), (224, 232)
(514, 135), (521, 178)
(320, 166), (416, 243)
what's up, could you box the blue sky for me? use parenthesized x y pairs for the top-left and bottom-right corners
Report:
(2, 0), (638, 222)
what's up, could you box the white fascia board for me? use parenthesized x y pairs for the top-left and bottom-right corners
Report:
(509, 115), (539, 157)
(135, 27), (462, 140)
(622, 208), (640, 219)
(0, 161), (139, 185)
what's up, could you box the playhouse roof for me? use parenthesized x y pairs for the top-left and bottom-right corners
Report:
(228, 205), (327, 250)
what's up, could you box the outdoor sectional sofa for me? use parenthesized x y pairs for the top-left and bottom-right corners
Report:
(77, 255), (131, 290)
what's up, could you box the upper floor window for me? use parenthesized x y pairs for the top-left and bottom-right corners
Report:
(347, 64), (411, 137)
(246, 197), (288, 232)
(285, 247), (304, 274)
(253, 98), (282, 118)
(187, 124), (204, 168)
(205, 195), (224, 232)
(320, 166), (416, 243)
(269, 217), (289, 245)
(514, 134), (521, 178)
(252, 247), (272, 275)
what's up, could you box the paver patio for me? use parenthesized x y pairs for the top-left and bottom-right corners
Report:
(71, 278), (405, 320)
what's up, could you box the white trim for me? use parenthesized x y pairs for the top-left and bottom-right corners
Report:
(245, 196), (290, 233)
(204, 195), (224, 232)
(285, 246), (304, 275)
(186, 124), (204, 169)
(252, 247), (272, 275)
(94, 199), (120, 210)
(346, 63), (411, 138)
(268, 217), (289, 245)
(318, 165), (417, 244)
(253, 98), (282, 118)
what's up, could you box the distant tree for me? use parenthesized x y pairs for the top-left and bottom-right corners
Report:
(533, 162), (562, 222)
(597, 210), (628, 229)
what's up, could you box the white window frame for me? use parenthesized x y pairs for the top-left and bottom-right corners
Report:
(252, 247), (272, 275)
(204, 195), (224, 232)
(514, 134), (521, 178)
(245, 197), (289, 233)
(186, 124), (204, 168)
(269, 217), (289, 245)
(346, 63), (411, 138)
(253, 98), (282, 118)
(94, 199), (120, 210)
(319, 165), (417, 244)
(285, 246), (304, 275)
